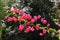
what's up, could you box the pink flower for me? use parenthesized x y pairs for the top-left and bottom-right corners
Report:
(35, 24), (40, 30)
(31, 19), (35, 23)
(28, 26), (31, 29)
(26, 21), (31, 25)
(18, 16), (24, 21)
(24, 26), (31, 33)
(43, 20), (47, 24)
(30, 27), (35, 32)
(37, 15), (41, 19)
(41, 18), (44, 22)
(12, 7), (18, 13)
(27, 14), (32, 20)
(8, 17), (13, 22)
(47, 23), (50, 28)
(24, 28), (30, 33)
(24, 14), (32, 20)
(24, 14), (28, 19)
(18, 24), (24, 31)
(41, 18), (47, 24)
(13, 17), (17, 22)
(43, 29), (47, 35)
(33, 16), (37, 21)
(19, 10), (24, 15)
(39, 33), (43, 36)
(21, 15), (26, 19)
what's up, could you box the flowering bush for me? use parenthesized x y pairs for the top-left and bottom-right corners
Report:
(1, 0), (60, 40)
(1, 6), (60, 40)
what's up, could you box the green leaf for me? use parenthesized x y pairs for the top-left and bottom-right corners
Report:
(58, 36), (60, 40)
(47, 30), (50, 34)
(51, 32), (55, 37)
(6, 26), (12, 32)
(53, 29), (57, 33)
(0, 26), (2, 39)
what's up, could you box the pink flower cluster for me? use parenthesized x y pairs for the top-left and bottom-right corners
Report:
(11, 7), (24, 15)
(39, 29), (47, 36)
(18, 24), (47, 36)
(7, 7), (51, 37)
(8, 17), (17, 23)
(18, 24), (40, 33)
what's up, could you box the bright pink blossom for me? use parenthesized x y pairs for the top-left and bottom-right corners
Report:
(43, 20), (47, 24)
(19, 10), (24, 15)
(18, 24), (24, 31)
(12, 7), (18, 13)
(24, 27), (30, 33)
(39, 33), (43, 36)
(8, 17), (13, 22)
(41, 18), (44, 22)
(37, 15), (41, 19)
(33, 16), (37, 21)
(26, 21), (31, 25)
(47, 23), (50, 27)
(24, 14), (32, 20)
(13, 17), (17, 22)
(35, 24), (40, 30)
(21, 15), (26, 19)
(31, 19), (35, 23)
(41, 18), (47, 24)
(43, 29), (47, 35)
(28, 26), (31, 29)
(24, 14), (28, 19)
(27, 14), (32, 20)
(30, 27), (35, 32)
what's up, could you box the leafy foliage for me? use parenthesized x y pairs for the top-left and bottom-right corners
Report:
(30, 0), (59, 30)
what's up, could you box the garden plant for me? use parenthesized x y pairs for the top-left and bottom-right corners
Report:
(1, 0), (60, 40)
